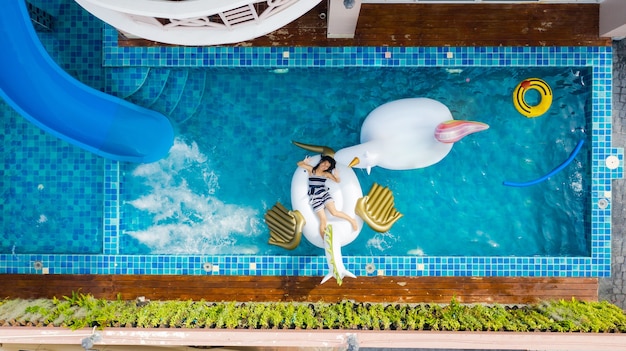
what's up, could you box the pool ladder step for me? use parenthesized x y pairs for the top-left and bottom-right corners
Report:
(120, 67), (208, 124)
(149, 69), (189, 116)
(170, 69), (207, 124)
(104, 67), (150, 99)
(127, 68), (171, 108)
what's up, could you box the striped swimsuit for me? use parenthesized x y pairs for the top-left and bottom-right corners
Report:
(308, 173), (332, 212)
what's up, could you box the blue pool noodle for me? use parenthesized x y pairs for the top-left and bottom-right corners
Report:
(503, 139), (585, 187)
(0, 1), (174, 163)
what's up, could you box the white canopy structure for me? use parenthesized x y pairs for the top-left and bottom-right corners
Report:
(74, 0), (324, 46)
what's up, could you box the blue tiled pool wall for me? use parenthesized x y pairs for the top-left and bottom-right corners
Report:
(583, 95), (594, 249)
(0, 3), (622, 276)
(0, 99), (104, 255)
(30, 0), (105, 91)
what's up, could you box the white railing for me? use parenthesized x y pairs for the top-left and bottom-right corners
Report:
(74, 0), (322, 46)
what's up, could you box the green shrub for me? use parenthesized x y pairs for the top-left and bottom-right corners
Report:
(0, 294), (624, 332)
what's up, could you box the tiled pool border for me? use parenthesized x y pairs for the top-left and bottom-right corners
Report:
(0, 24), (622, 277)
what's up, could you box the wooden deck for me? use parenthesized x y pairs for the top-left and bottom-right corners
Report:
(0, 3), (605, 305)
(0, 274), (598, 304)
(120, 3), (610, 47)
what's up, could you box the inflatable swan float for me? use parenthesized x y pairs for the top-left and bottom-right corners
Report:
(267, 98), (488, 284)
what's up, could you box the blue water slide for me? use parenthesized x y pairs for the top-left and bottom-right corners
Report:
(0, 0), (174, 163)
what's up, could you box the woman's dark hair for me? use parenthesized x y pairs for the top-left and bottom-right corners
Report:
(313, 155), (336, 173)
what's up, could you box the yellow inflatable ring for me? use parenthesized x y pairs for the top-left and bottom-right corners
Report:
(513, 78), (552, 118)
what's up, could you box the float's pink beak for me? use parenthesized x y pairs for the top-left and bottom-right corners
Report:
(434, 120), (489, 143)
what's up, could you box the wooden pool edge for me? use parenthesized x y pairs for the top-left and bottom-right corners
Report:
(0, 274), (598, 304)
(118, 3), (611, 48)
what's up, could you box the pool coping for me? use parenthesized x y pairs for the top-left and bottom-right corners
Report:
(0, 25), (621, 278)
(1, 327), (626, 350)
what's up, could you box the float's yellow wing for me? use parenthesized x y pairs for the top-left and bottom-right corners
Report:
(355, 183), (403, 233)
(264, 202), (305, 250)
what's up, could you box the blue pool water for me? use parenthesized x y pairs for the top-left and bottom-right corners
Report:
(119, 66), (591, 258)
(0, 0), (619, 277)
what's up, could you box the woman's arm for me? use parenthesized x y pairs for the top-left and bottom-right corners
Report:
(297, 156), (313, 173)
(327, 168), (340, 183)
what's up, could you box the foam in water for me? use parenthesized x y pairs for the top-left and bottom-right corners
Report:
(570, 170), (584, 193)
(407, 247), (426, 256)
(366, 231), (399, 253)
(126, 138), (262, 254)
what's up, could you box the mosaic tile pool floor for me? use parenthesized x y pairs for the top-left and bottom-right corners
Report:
(0, 1), (622, 277)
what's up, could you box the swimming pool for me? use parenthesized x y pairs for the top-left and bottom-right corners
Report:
(0, 2), (621, 277)
(115, 65), (591, 259)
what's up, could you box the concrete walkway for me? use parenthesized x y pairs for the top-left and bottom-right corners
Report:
(599, 39), (626, 310)
(2, 328), (626, 350)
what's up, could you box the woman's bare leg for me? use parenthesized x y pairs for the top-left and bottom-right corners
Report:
(325, 201), (358, 231)
(316, 209), (328, 239)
